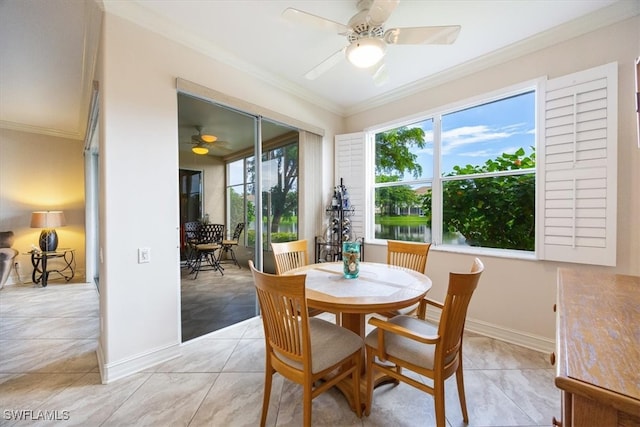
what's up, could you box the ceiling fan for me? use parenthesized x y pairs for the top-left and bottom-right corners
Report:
(189, 126), (231, 155)
(282, 0), (461, 85)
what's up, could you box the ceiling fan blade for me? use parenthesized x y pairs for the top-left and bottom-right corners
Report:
(369, 61), (389, 87)
(367, 0), (399, 26)
(304, 47), (346, 80)
(282, 8), (349, 34)
(385, 25), (461, 45)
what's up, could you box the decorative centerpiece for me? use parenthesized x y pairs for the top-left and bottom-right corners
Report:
(342, 241), (360, 279)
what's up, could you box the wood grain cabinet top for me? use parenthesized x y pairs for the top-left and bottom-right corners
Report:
(555, 268), (640, 420)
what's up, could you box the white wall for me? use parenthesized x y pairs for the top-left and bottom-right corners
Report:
(97, 13), (344, 382)
(346, 16), (640, 351)
(0, 128), (86, 284)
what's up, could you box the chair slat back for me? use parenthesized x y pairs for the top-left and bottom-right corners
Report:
(386, 240), (431, 273)
(231, 223), (244, 240)
(438, 258), (484, 363)
(250, 261), (309, 364)
(184, 221), (202, 246)
(271, 239), (308, 275)
(200, 223), (224, 244)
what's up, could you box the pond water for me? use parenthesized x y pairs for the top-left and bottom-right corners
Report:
(374, 224), (467, 245)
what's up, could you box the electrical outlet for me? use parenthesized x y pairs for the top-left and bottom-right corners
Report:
(138, 247), (151, 264)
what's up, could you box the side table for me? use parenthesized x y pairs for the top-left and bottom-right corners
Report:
(29, 248), (76, 287)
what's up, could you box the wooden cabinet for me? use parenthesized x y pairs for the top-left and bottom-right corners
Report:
(555, 269), (640, 427)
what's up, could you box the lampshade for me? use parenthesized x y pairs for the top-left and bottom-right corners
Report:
(346, 37), (386, 68)
(192, 143), (209, 155)
(31, 211), (66, 228)
(31, 211), (66, 252)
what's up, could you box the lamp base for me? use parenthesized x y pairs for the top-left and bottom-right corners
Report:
(39, 229), (58, 252)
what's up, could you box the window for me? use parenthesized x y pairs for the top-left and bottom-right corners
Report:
(225, 141), (299, 249)
(227, 158), (250, 242)
(261, 143), (299, 248)
(338, 62), (617, 265)
(372, 90), (536, 252)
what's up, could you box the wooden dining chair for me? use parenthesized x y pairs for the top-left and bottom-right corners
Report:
(271, 239), (330, 319)
(271, 239), (309, 274)
(364, 258), (484, 427)
(249, 261), (363, 427)
(379, 240), (431, 317)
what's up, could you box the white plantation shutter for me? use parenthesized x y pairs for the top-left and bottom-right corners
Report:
(335, 132), (366, 241)
(539, 62), (617, 266)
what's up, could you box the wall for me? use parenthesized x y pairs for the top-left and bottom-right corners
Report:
(346, 16), (640, 351)
(0, 128), (86, 284)
(179, 151), (225, 224)
(97, 13), (344, 382)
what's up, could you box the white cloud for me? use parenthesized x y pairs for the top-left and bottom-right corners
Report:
(442, 122), (532, 156)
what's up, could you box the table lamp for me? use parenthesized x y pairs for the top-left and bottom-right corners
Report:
(31, 211), (66, 252)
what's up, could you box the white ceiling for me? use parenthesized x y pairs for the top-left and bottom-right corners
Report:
(1, 0), (637, 143)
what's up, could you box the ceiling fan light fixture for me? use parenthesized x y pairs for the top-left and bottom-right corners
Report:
(192, 143), (209, 155)
(200, 134), (217, 143)
(346, 37), (386, 68)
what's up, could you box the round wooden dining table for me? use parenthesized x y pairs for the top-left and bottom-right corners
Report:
(285, 261), (433, 338)
(284, 261), (432, 413)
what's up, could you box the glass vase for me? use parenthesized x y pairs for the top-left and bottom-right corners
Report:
(342, 241), (360, 279)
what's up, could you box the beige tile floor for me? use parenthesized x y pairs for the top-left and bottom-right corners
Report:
(0, 281), (560, 426)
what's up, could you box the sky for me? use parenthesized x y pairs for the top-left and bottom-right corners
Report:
(405, 90), (536, 179)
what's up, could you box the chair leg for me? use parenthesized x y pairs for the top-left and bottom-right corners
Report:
(191, 251), (203, 279)
(352, 352), (362, 418)
(434, 374), (446, 427)
(303, 381), (312, 427)
(364, 346), (375, 416)
(228, 246), (240, 268)
(455, 362), (469, 423)
(207, 251), (224, 275)
(261, 365), (274, 427)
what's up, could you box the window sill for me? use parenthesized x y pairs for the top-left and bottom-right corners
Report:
(431, 244), (537, 261)
(366, 239), (537, 261)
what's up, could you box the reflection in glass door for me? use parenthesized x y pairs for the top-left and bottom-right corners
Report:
(179, 169), (202, 261)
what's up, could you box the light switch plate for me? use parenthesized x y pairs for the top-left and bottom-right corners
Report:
(138, 247), (150, 264)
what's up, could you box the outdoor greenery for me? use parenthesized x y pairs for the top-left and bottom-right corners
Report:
(262, 144), (298, 233)
(228, 188), (254, 229)
(376, 127), (427, 179)
(375, 124), (536, 250)
(375, 127), (426, 217)
(420, 148), (536, 250)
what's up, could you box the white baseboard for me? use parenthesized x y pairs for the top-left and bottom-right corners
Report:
(425, 311), (555, 354)
(96, 341), (182, 384)
(464, 317), (555, 354)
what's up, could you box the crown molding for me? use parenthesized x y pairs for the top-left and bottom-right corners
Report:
(344, 0), (640, 117)
(101, 0), (347, 116)
(0, 120), (84, 141)
(100, 0), (638, 120)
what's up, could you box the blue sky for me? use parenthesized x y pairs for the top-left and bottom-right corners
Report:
(407, 90), (536, 179)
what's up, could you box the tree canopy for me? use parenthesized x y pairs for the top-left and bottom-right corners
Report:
(375, 127), (427, 180)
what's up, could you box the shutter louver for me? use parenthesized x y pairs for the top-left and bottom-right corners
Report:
(335, 132), (365, 241)
(541, 62), (617, 266)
